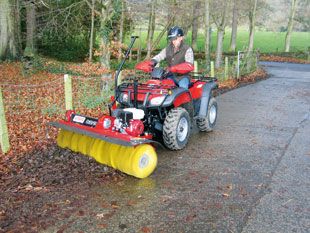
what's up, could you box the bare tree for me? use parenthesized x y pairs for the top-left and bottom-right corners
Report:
(167, 0), (177, 31)
(0, 0), (18, 60)
(85, 0), (116, 67)
(247, 0), (258, 54)
(14, 0), (22, 55)
(99, 0), (116, 69)
(151, 17), (174, 52)
(24, 0), (37, 56)
(143, 0), (178, 57)
(212, 1), (230, 68)
(137, 27), (142, 61)
(285, 0), (298, 52)
(118, 0), (125, 61)
(191, 1), (200, 51)
(204, 0), (211, 67)
(88, 0), (95, 62)
(146, 0), (156, 59)
(294, 0), (309, 32)
(229, 0), (238, 52)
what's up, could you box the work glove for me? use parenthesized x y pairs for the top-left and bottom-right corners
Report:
(135, 60), (157, 72)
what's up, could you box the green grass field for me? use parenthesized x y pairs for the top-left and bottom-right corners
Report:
(130, 29), (310, 53)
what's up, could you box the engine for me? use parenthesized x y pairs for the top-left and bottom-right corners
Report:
(111, 108), (145, 137)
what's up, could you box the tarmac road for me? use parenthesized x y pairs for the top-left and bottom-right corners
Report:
(46, 62), (310, 233)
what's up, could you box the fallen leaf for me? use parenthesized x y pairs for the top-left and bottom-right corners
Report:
(222, 193), (230, 198)
(141, 226), (152, 233)
(185, 214), (197, 222)
(127, 200), (137, 206)
(25, 184), (33, 191)
(33, 186), (44, 191)
(226, 184), (233, 191)
(98, 223), (108, 229)
(111, 201), (120, 209)
(96, 213), (104, 219)
(78, 210), (85, 216)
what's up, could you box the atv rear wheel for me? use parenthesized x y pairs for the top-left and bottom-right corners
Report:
(163, 107), (191, 150)
(197, 97), (217, 132)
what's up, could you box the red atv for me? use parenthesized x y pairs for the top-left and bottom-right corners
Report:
(51, 36), (218, 178)
(119, 62), (218, 151)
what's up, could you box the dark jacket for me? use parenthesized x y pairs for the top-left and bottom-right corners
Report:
(166, 41), (190, 67)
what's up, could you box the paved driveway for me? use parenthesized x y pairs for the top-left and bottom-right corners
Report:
(46, 62), (310, 233)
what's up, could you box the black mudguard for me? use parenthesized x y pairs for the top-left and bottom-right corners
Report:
(198, 82), (218, 117)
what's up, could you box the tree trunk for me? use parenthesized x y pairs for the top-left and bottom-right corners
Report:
(147, 0), (176, 55)
(230, 0), (238, 52)
(191, 1), (200, 51)
(167, 0), (177, 33)
(100, 31), (110, 69)
(146, 0), (156, 59)
(204, 0), (211, 68)
(0, 0), (18, 60)
(215, 3), (228, 68)
(118, 0), (125, 61)
(247, 0), (258, 54)
(14, 0), (21, 55)
(151, 18), (174, 51)
(137, 27), (142, 61)
(88, 0), (95, 62)
(24, 0), (36, 56)
(215, 28), (225, 68)
(100, 0), (113, 69)
(285, 0), (298, 52)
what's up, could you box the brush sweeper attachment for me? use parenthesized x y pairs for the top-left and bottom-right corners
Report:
(50, 36), (219, 178)
(51, 111), (158, 178)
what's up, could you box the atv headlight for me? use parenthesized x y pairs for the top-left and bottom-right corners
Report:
(150, 96), (165, 106)
(120, 93), (129, 103)
(103, 118), (112, 129)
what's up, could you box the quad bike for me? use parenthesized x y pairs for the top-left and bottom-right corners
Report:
(50, 36), (218, 178)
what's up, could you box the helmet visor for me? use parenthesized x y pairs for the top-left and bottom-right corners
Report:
(168, 35), (178, 41)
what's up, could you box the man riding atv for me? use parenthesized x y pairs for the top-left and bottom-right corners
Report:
(51, 35), (218, 179)
(149, 26), (194, 89)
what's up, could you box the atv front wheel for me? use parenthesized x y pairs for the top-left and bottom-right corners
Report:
(197, 97), (218, 132)
(163, 107), (191, 150)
